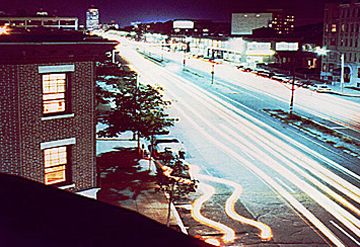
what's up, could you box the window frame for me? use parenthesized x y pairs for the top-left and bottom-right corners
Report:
(43, 145), (72, 186)
(42, 73), (71, 116)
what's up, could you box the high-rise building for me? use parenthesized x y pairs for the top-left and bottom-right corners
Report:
(321, 1), (360, 88)
(86, 6), (99, 30)
(231, 10), (294, 36)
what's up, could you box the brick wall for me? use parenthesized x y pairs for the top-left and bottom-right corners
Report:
(1, 61), (96, 191)
(0, 65), (21, 175)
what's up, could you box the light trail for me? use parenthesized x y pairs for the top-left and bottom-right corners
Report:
(109, 40), (353, 246)
(157, 66), (360, 209)
(172, 102), (344, 247)
(161, 74), (360, 241)
(191, 182), (236, 244)
(191, 165), (273, 241)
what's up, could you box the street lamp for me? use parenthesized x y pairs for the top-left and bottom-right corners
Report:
(316, 47), (345, 94)
(0, 25), (10, 35)
(211, 61), (215, 84)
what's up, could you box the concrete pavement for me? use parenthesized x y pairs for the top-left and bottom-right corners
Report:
(96, 136), (188, 234)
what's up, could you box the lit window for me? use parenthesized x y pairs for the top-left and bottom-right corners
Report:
(331, 24), (337, 32)
(42, 73), (67, 114)
(44, 146), (68, 185)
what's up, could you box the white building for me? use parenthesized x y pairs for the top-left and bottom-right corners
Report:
(86, 7), (99, 30)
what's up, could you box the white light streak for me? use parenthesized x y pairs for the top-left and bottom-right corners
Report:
(191, 165), (273, 241)
(191, 182), (236, 243)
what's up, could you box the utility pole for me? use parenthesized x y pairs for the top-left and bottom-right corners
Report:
(289, 69), (295, 116)
(166, 180), (175, 227)
(211, 61), (215, 84)
(340, 53), (344, 94)
(183, 52), (186, 71)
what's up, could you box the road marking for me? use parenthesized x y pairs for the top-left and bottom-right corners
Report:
(330, 220), (360, 246)
(275, 177), (296, 194)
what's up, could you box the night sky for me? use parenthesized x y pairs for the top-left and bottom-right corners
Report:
(1, 0), (342, 27)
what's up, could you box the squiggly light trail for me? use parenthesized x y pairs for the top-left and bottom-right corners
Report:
(191, 182), (235, 244)
(191, 165), (273, 241)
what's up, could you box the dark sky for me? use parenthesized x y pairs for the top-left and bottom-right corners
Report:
(1, 0), (342, 27)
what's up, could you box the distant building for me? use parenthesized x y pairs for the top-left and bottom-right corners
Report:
(172, 19), (230, 37)
(0, 30), (116, 192)
(0, 16), (78, 30)
(231, 10), (294, 36)
(86, 6), (99, 30)
(321, 0), (360, 87)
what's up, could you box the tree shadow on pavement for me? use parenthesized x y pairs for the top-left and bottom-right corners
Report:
(97, 148), (156, 206)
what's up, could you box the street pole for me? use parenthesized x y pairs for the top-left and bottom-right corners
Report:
(166, 180), (175, 227)
(135, 73), (140, 152)
(340, 53), (344, 94)
(289, 60), (296, 116)
(183, 52), (186, 71)
(211, 62), (215, 84)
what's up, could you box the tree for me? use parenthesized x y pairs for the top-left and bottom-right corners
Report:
(155, 151), (198, 227)
(98, 74), (176, 150)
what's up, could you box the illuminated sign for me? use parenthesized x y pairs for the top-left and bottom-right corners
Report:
(247, 42), (271, 51)
(276, 42), (299, 51)
(173, 20), (194, 29)
(245, 50), (275, 56)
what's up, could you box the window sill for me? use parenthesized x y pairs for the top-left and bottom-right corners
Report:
(58, 183), (75, 190)
(41, 113), (75, 121)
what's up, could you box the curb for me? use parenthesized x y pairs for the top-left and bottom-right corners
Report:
(171, 202), (188, 235)
(330, 91), (360, 97)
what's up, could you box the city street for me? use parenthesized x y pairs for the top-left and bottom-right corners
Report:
(110, 36), (360, 247)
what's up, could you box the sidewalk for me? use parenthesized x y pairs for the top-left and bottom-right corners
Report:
(325, 82), (360, 97)
(96, 136), (187, 233)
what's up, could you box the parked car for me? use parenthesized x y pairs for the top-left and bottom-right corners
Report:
(255, 70), (274, 78)
(301, 80), (315, 88)
(271, 74), (287, 82)
(308, 84), (332, 92)
(151, 135), (187, 159)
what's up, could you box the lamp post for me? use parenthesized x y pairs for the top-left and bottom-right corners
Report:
(340, 53), (344, 94)
(316, 47), (344, 94)
(183, 51), (186, 71)
(211, 61), (215, 84)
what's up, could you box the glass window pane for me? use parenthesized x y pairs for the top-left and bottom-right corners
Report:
(43, 100), (65, 114)
(44, 147), (68, 185)
(42, 73), (67, 114)
(45, 165), (66, 173)
(45, 170), (66, 185)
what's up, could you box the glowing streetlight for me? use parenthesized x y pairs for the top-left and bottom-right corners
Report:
(316, 47), (345, 94)
(0, 25), (10, 35)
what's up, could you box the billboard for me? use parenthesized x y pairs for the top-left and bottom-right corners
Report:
(275, 42), (299, 51)
(173, 20), (194, 29)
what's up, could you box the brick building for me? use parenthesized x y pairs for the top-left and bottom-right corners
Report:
(231, 10), (295, 36)
(0, 30), (116, 192)
(321, 0), (360, 87)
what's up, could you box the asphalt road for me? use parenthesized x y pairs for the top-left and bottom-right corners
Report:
(104, 34), (360, 247)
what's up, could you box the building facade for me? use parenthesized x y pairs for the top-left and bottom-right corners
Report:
(321, 1), (360, 87)
(0, 31), (116, 192)
(0, 16), (78, 31)
(231, 10), (294, 36)
(86, 7), (100, 30)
